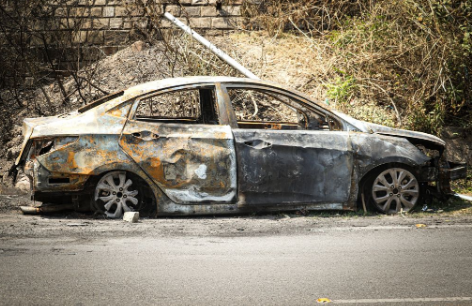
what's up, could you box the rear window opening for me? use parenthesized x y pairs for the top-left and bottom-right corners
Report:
(135, 87), (219, 124)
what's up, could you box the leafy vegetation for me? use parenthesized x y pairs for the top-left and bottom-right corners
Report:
(242, 0), (472, 136)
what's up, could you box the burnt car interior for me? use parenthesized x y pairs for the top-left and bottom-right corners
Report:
(135, 87), (219, 125)
(227, 87), (340, 131)
(132, 85), (341, 132)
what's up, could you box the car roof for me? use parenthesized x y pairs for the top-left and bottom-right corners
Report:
(124, 76), (287, 98)
(119, 76), (338, 118)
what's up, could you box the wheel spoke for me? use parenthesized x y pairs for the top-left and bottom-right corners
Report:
(126, 190), (139, 197)
(377, 175), (390, 188)
(122, 202), (133, 212)
(393, 198), (401, 212)
(397, 170), (406, 185)
(373, 184), (388, 192)
(123, 179), (133, 190)
(105, 176), (117, 190)
(382, 197), (393, 212)
(126, 197), (139, 205)
(390, 169), (399, 186)
(373, 194), (389, 203)
(118, 173), (126, 188)
(402, 178), (417, 190)
(106, 205), (122, 218)
(104, 199), (115, 210)
(400, 196), (414, 209)
(402, 189), (419, 196)
(99, 195), (114, 202)
(97, 183), (112, 192)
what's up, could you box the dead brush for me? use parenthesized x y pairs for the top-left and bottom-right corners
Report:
(133, 0), (472, 135)
(242, 0), (472, 135)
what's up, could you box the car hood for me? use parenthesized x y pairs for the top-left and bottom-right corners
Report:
(334, 111), (445, 147)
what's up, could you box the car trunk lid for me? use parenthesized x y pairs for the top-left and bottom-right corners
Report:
(15, 116), (68, 165)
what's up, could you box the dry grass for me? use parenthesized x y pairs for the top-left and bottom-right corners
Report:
(241, 0), (472, 135)
(150, 0), (471, 134)
(216, 31), (399, 127)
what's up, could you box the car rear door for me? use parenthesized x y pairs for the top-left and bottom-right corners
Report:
(119, 84), (237, 204)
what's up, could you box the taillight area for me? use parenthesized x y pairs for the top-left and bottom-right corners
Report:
(28, 136), (79, 160)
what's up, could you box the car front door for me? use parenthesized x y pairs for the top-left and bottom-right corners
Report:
(119, 85), (237, 204)
(223, 85), (353, 206)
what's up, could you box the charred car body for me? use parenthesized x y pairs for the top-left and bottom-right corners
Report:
(14, 77), (467, 217)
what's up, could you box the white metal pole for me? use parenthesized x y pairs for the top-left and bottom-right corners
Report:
(164, 12), (260, 80)
(456, 193), (472, 202)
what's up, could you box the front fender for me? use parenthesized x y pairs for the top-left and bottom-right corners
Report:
(349, 132), (431, 180)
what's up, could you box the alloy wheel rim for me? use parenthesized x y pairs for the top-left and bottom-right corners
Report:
(371, 168), (419, 213)
(94, 172), (139, 218)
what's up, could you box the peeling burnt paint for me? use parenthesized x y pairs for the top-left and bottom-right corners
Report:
(13, 76), (467, 217)
(233, 130), (352, 206)
(120, 121), (237, 204)
(349, 133), (431, 179)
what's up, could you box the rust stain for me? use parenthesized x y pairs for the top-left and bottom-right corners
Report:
(67, 151), (78, 169)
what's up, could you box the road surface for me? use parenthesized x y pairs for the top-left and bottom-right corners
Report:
(1, 213), (472, 305)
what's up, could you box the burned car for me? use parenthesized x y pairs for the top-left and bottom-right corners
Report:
(14, 76), (467, 218)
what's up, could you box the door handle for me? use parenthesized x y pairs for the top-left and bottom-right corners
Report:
(244, 140), (271, 149)
(131, 131), (160, 141)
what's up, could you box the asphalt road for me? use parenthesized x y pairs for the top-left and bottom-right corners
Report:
(1, 224), (472, 305)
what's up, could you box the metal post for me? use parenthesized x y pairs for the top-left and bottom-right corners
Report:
(164, 12), (260, 80)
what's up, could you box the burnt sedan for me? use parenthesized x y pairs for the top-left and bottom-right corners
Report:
(14, 77), (466, 218)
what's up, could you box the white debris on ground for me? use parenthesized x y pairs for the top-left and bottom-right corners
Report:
(123, 212), (139, 223)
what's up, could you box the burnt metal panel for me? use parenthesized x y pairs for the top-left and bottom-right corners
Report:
(233, 130), (353, 205)
(441, 162), (467, 181)
(33, 134), (138, 192)
(33, 160), (90, 192)
(214, 83), (239, 128)
(120, 120), (237, 204)
(38, 135), (133, 175)
(349, 132), (431, 179)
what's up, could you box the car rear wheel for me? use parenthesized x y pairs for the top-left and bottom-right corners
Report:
(94, 171), (140, 218)
(365, 167), (421, 214)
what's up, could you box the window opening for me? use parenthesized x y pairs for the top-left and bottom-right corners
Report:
(228, 88), (306, 130)
(136, 89), (201, 121)
(134, 88), (219, 125)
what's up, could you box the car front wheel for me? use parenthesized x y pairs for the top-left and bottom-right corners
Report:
(365, 167), (421, 214)
(94, 171), (140, 218)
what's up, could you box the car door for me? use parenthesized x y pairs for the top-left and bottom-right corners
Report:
(119, 84), (237, 204)
(223, 85), (353, 206)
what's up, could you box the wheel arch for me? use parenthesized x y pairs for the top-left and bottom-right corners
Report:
(85, 163), (164, 216)
(357, 161), (422, 209)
